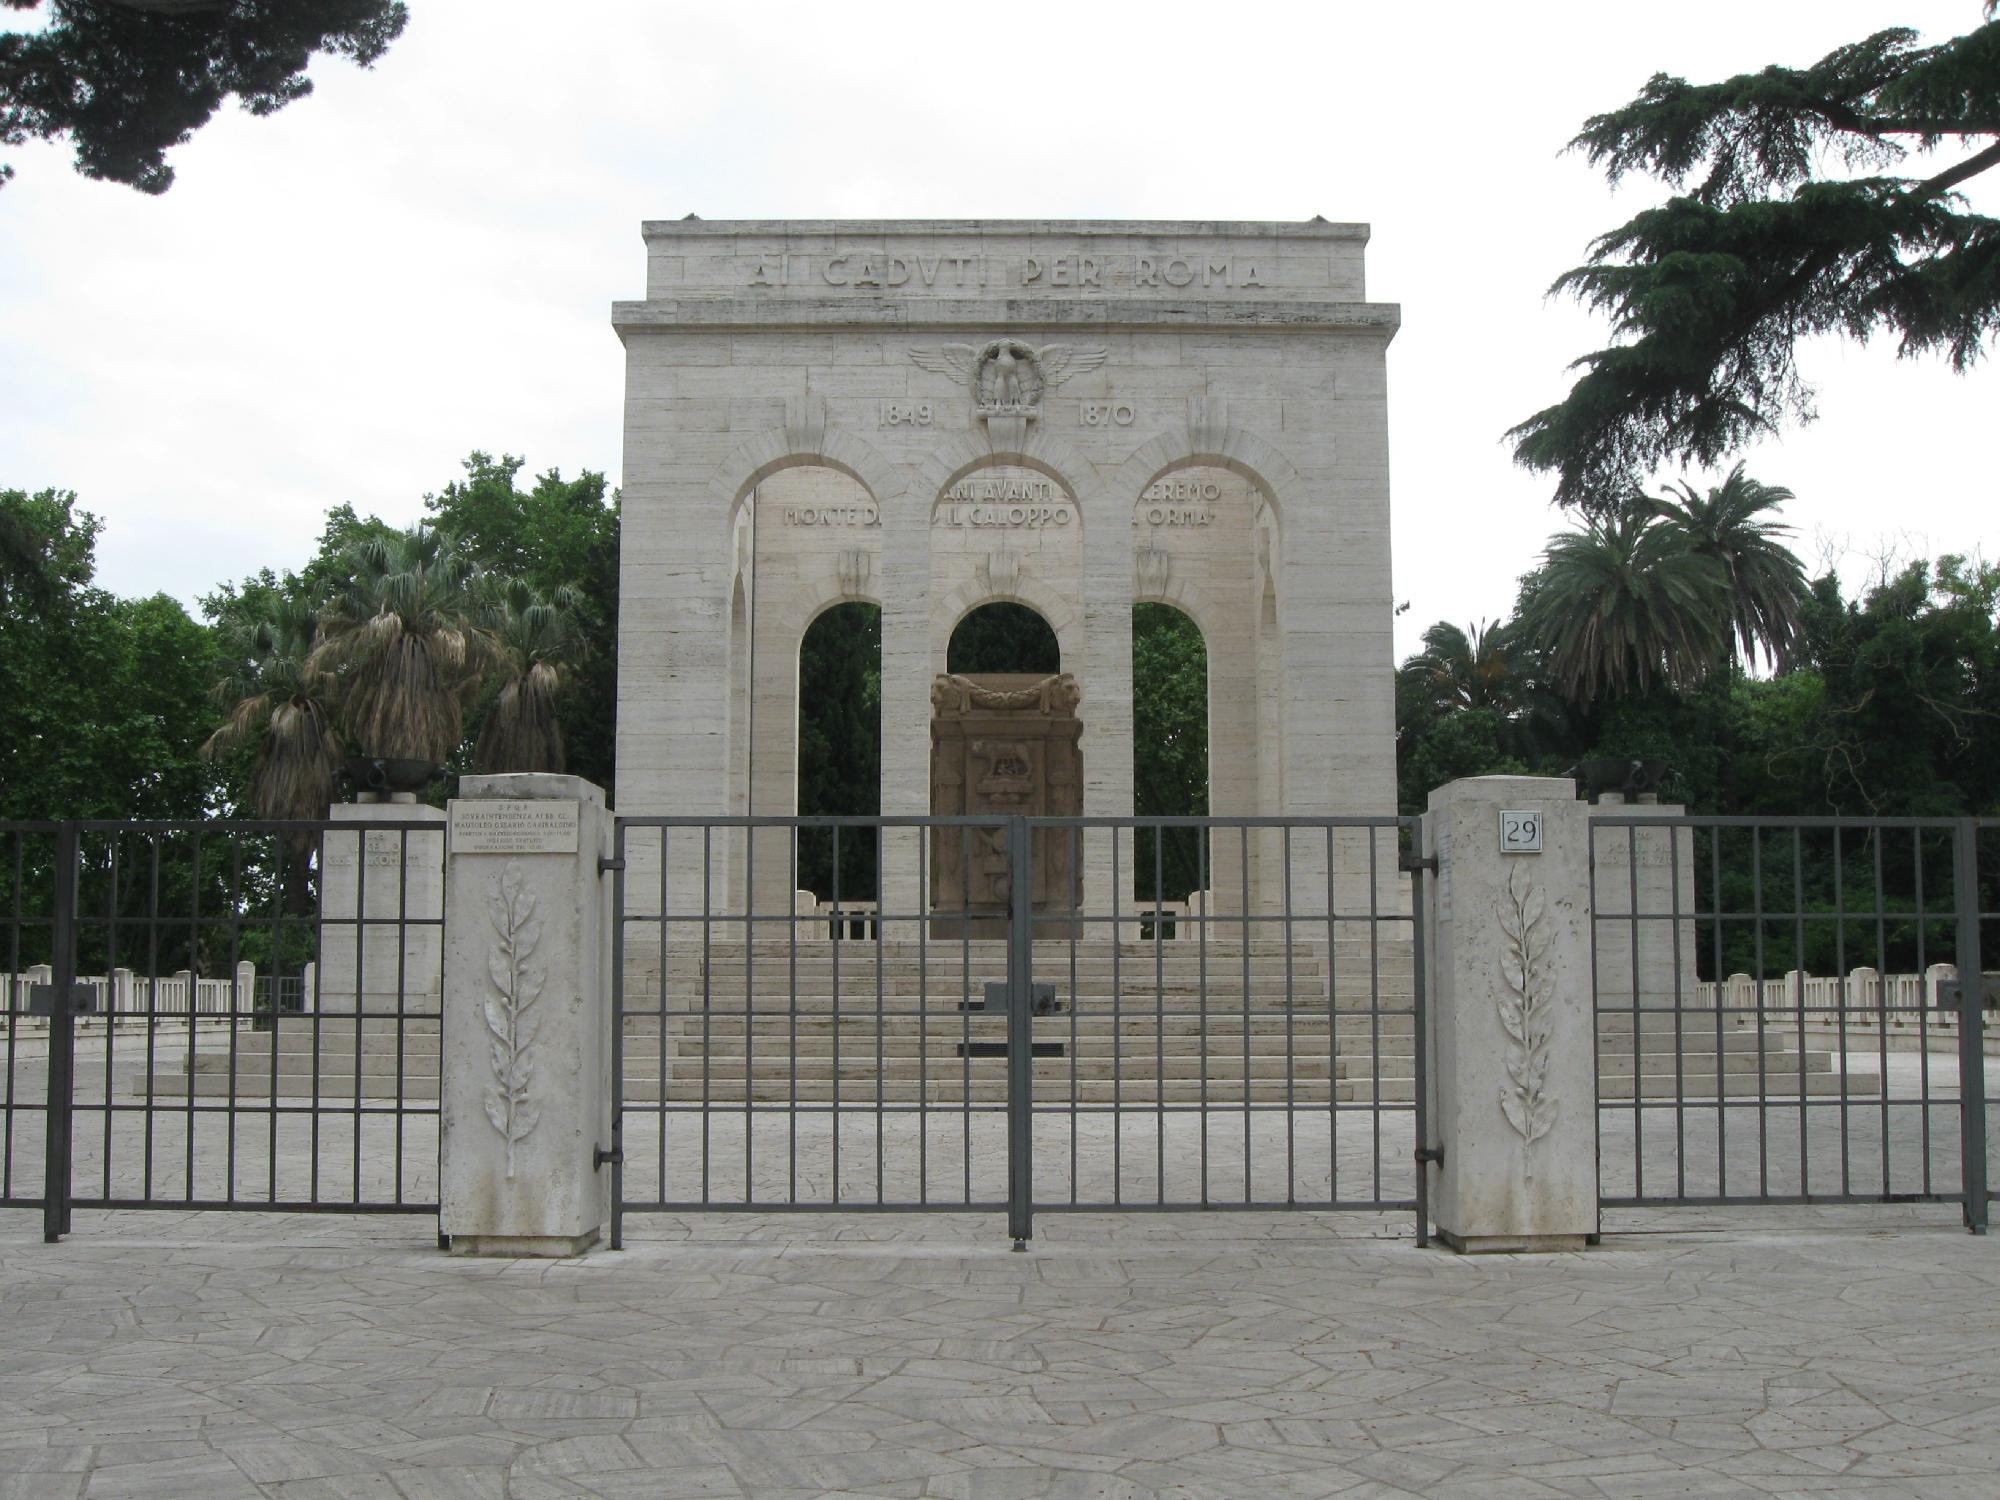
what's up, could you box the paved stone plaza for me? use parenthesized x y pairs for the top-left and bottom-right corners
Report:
(2, 1199), (1997, 1499)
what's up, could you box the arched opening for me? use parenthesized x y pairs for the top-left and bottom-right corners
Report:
(1132, 602), (1209, 907)
(946, 602), (1060, 675)
(796, 601), (881, 905)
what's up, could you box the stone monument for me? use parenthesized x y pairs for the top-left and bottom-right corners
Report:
(611, 220), (1400, 920)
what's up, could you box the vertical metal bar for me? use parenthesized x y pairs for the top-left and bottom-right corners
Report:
(1625, 820), (1643, 1200)
(1915, 830), (1933, 1194)
(1153, 830), (1165, 1202)
(1240, 825), (1252, 1204)
(1110, 827), (1122, 1206)
(960, 826), (971, 1206)
(1282, 826), (1295, 1205)
(1067, 826), (1079, 1208)
(392, 828), (410, 1209)
(917, 822), (928, 1205)
(829, 823), (840, 1206)
(224, 833), (244, 1204)
(1197, 826), (1210, 1206)
(1954, 819), (1988, 1233)
(1792, 827), (1809, 1194)
(1873, 829), (1890, 1198)
(1367, 826), (1382, 1205)
(701, 825), (712, 1204)
(657, 830), (669, 1206)
(1711, 826), (1727, 1197)
(1751, 830), (1769, 1198)
(1325, 825), (1338, 1207)
(98, 833), (118, 1203)
(1833, 826), (1850, 1197)
(610, 823), (626, 1250)
(97, 833), (118, 1203)
(189, 829), (205, 1203)
(265, 831), (284, 1202)
(875, 823), (886, 1205)
(1668, 822), (1685, 1203)
(305, 828), (320, 1207)
(787, 827), (799, 1205)
(4, 833), (22, 1203)
(746, 822), (757, 1206)
(1409, 823), (1431, 1248)
(1006, 815), (1032, 1248)
(42, 824), (79, 1242)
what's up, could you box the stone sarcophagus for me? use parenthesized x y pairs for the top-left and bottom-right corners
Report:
(930, 673), (1082, 936)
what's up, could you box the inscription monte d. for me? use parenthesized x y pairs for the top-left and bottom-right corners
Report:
(746, 254), (1268, 290)
(781, 502), (879, 528)
(450, 801), (580, 857)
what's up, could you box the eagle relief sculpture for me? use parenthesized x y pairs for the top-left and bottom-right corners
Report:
(910, 340), (1107, 417)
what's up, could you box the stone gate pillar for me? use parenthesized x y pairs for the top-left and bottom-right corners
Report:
(441, 774), (614, 1257)
(1421, 775), (1597, 1253)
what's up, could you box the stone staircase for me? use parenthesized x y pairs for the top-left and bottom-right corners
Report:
(145, 937), (1876, 1104)
(627, 938), (1413, 1106)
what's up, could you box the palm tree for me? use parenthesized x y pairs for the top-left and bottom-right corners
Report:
(203, 597), (343, 819)
(1404, 620), (1520, 717)
(1646, 462), (1809, 672)
(311, 527), (498, 764)
(474, 579), (587, 775)
(203, 598), (342, 911)
(1520, 504), (1731, 701)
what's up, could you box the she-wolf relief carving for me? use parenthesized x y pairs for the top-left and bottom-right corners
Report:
(929, 671), (1084, 937)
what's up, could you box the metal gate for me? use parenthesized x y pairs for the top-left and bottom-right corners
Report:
(2, 818), (444, 1240)
(1590, 813), (1993, 1231)
(608, 814), (1428, 1247)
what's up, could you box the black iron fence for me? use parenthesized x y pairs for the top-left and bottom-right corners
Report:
(11, 807), (1988, 1247)
(607, 814), (1427, 1248)
(1590, 813), (1993, 1230)
(1, 818), (444, 1240)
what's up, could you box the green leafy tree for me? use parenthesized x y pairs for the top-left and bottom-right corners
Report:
(796, 602), (880, 900)
(0, 488), (214, 821)
(1132, 603), (1207, 901)
(1645, 462), (1810, 670)
(1, 0), (407, 193)
(311, 526), (498, 764)
(1801, 555), (2000, 816)
(945, 602), (1060, 674)
(1511, 8), (2000, 506)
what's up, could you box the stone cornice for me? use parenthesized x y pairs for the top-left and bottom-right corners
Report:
(610, 298), (1401, 338)
(640, 218), (1370, 242)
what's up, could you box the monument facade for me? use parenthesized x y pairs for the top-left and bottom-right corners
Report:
(611, 220), (1401, 917)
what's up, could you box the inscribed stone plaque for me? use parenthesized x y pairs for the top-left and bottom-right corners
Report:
(450, 800), (579, 856)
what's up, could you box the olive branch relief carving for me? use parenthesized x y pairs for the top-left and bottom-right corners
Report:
(484, 861), (544, 1178)
(1497, 864), (1560, 1180)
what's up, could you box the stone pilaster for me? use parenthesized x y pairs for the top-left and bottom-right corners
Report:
(1422, 775), (1596, 1253)
(440, 774), (614, 1257)
(317, 799), (445, 1015)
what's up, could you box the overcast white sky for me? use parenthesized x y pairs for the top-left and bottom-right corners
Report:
(1, 0), (1993, 660)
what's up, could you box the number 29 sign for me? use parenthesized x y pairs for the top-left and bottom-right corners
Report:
(1499, 809), (1543, 854)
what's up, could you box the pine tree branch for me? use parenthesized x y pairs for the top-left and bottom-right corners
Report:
(1912, 136), (2000, 198)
